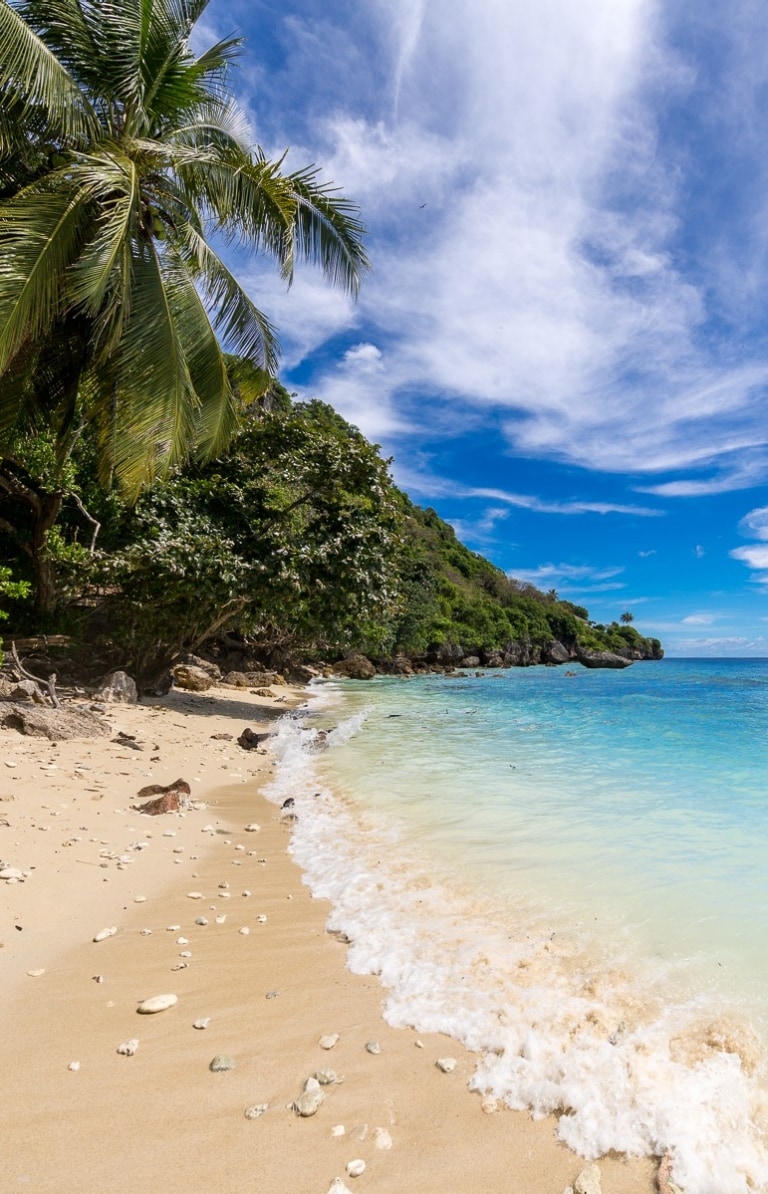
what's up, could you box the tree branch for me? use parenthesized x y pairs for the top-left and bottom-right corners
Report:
(69, 491), (101, 553)
(10, 641), (61, 708)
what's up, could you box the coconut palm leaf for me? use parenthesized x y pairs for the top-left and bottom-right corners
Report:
(0, 0), (98, 142)
(181, 224), (279, 373)
(1, 0), (369, 500)
(0, 179), (92, 371)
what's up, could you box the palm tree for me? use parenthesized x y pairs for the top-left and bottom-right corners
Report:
(0, 0), (369, 497)
(620, 611), (634, 624)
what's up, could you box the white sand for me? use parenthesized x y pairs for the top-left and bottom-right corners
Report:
(0, 685), (656, 1193)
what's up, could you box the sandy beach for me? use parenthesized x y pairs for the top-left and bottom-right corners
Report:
(0, 682), (657, 1194)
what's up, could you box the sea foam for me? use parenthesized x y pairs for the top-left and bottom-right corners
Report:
(265, 686), (768, 1193)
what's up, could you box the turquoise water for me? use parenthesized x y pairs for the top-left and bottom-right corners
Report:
(266, 659), (768, 1193)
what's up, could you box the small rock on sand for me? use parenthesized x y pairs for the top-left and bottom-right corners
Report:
(68, 1061), (80, 1072)
(374, 1127), (393, 1150)
(244, 1104), (268, 1120)
(436, 1057), (457, 1073)
(346, 1159), (366, 1178)
(93, 926), (117, 942)
(209, 1054), (235, 1072)
(327, 1181), (353, 1194)
(294, 1088), (325, 1117)
(365, 1040), (381, 1055)
(193, 1018), (210, 1030)
(319, 1034), (340, 1050)
(137, 993), (178, 1014)
(574, 1164), (603, 1194)
(117, 1039), (139, 1056)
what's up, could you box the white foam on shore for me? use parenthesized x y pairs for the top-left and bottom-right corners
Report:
(265, 706), (768, 1194)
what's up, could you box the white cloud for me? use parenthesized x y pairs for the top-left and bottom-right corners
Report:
(506, 562), (624, 588)
(731, 545), (768, 571)
(739, 506), (768, 541)
(681, 613), (716, 625)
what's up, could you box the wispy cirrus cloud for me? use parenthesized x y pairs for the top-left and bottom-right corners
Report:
(227, 0), (768, 493)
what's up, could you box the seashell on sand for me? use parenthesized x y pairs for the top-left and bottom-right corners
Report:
(346, 1159), (366, 1178)
(93, 926), (117, 943)
(193, 1018), (210, 1030)
(137, 993), (178, 1014)
(326, 1181), (353, 1194)
(117, 1039), (139, 1056)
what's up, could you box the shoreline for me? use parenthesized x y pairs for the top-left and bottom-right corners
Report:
(0, 684), (656, 1193)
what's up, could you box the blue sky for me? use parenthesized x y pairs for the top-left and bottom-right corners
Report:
(198, 0), (768, 656)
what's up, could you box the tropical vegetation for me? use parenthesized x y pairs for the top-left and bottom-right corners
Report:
(0, 0), (368, 497)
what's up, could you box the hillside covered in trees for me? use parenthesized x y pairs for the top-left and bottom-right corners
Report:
(0, 384), (662, 684)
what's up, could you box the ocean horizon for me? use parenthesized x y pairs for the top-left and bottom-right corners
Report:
(264, 658), (768, 1193)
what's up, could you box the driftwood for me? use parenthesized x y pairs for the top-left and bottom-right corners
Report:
(10, 642), (61, 708)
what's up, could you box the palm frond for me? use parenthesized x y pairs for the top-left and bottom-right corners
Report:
(161, 247), (240, 459)
(65, 152), (140, 329)
(286, 164), (370, 295)
(104, 241), (198, 496)
(181, 223), (280, 373)
(1, 0), (99, 142)
(0, 178), (91, 372)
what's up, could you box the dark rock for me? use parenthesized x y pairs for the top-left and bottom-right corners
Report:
(577, 649), (633, 670)
(332, 654), (375, 680)
(210, 732), (233, 741)
(543, 640), (572, 664)
(237, 728), (272, 751)
(460, 656), (481, 668)
(94, 670), (138, 704)
(132, 779), (191, 815)
(0, 704), (111, 741)
(172, 664), (213, 692)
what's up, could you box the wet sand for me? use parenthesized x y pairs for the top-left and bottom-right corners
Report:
(0, 685), (657, 1193)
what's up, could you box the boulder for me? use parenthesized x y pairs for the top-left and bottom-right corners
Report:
(331, 654), (375, 680)
(172, 664), (213, 692)
(543, 640), (572, 664)
(180, 655), (221, 681)
(577, 650), (633, 670)
(460, 656), (481, 668)
(237, 728), (273, 751)
(0, 704), (110, 741)
(222, 670), (283, 688)
(132, 779), (192, 815)
(94, 670), (138, 703)
(9, 679), (46, 704)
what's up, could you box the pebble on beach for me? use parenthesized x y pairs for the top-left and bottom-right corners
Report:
(244, 1104), (268, 1120)
(117, 1039), (139, 1056)
(574, 1164), (603, 1194)
(346, 1159), (366, 1178)
(294, 1087), (325, 1117)
(327, 1182), (353, 1194)
(436, 1057), (457, 1073)
(68, 1061), (80, 1072)
(93, 926), (117, 942)
(193, 1018), (210, 1030)
(137, 993), (178, 1014)
(365, 1040), (382, 1055)
(374, 1127), (393, 1150)
(319, 1034), (340, 1050)
(209, 1054), (236, 1072)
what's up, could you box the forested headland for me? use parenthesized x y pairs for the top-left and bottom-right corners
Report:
(0, 379), (662, 687)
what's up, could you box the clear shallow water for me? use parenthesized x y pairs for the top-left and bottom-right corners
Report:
(264, 660), (768, 1193)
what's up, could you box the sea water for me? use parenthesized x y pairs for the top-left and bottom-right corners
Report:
(263, 659), (768, 1193)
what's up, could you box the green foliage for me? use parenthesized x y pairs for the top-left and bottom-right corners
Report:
(0, 0), (368, 496)
(0, 564), (31, 661)
(77, 401), (400, 679)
